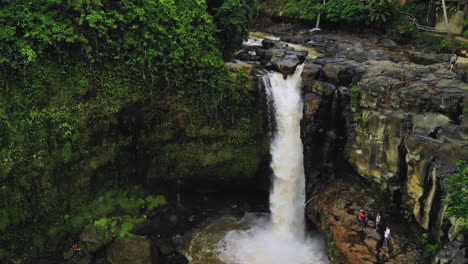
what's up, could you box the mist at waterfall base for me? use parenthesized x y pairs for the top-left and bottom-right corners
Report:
(183, 65), (329, 264)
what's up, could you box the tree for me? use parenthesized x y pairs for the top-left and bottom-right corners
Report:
(213, 0), (252, 60)
(443, 161), (468, 219)
(441, 0), (451, 34)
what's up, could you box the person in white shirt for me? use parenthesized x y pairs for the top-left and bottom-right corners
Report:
(384, 226), (391, 247)
(375, 212), (382, 231)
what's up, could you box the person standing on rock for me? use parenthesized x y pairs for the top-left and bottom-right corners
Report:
(375, 212), (382, 231)
(383, 226), (391, 247)
(358, 209), (367, 227)
(450, 54), (458, 72)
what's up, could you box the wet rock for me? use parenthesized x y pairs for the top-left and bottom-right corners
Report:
(304, 80), (336, 96)
(163, 252), (189, 264)
(107, 235), (152, 264)
(269, 54), (300, 77)
(434, 241), (467, 264)
(79, 224), (102, 253)
(323, 64), (353, 86)
(301, 64), (322, 84)
(235, 50), (261, 61)
(408, 52), (451, 65)
(262, 39), (279, 49)
(303, 94), (321, 119)
(257, 48), (285, 61)
(285, 50), (308, 63)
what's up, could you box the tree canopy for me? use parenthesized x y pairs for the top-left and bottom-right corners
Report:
(444, 161), (468, 219)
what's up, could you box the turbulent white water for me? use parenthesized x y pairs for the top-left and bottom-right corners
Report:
(217, 65), (329, 264)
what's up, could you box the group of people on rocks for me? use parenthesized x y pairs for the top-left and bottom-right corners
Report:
(357, 209), (391, 248)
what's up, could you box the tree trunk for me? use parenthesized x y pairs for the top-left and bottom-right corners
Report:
(314, 0), (326, 29)
(441, 0), (451, 34)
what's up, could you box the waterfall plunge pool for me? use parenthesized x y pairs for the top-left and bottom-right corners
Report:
(178, 65), (330, 264)
(181, 214), (329, 264)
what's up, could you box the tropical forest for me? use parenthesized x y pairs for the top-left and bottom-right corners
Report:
(0, 0), (467, 263)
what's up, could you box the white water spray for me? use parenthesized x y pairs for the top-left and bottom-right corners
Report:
(218, 65), (328, 264)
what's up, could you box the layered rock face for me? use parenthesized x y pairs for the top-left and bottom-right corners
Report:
(291, 32), (467, 263)
(344, 59), (467, 244)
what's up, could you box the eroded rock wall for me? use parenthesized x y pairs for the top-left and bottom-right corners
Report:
(344, 60), (468, 243)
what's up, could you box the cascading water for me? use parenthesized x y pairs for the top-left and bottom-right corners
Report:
(217, 65), (329, 264)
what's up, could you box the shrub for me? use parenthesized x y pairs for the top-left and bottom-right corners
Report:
(389, 19), (417, 44)
(443, 161), (468, 219)
(367, 0), (395, 26)
(324, 0), (368, 24)
(214, 0), (255, 60)
(350, 85), (362, 110)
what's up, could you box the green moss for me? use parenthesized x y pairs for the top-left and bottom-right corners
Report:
(148, 139), (268, 184)
(146, 195), (168, 211)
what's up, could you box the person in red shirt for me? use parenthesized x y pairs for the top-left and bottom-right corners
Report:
(358, 209), (367, 227)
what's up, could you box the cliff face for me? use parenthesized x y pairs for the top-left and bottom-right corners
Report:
(289, 30), (467, 263)
(343, 59), (467, 244)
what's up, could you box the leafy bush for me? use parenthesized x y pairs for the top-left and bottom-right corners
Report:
(443, 161), (468, 219)
(350, 85), (362, 109)
(403, 1), (430, 25)
(324, 0), (368, 24)
(389, 19), (417, 44)
(214, 0), (254, 60)
(367, 0), (395, 25)
(284, 0), (323, 20)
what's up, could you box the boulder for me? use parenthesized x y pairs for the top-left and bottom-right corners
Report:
(163, 252), (189, 264)
(408, 52), (451, 65)
(434, 241), (467, 264)
(323, 64), (353, 86)
(304, 80), (336, 96)
(269, 54), (300, 77)
(107, 235), (152, 264)
(301, 64), (322, 85)
(235, 50), (261, 62)
(262, 39), (279, 49)
(303, 94), (321, 120)
(79, 224), (102, 253)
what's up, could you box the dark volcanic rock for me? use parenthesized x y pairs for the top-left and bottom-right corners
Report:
(301, 64), (322, 84)
(269, 54), (300, 78)
(163, 252), (189, 264)
(262, 38), (279, 49)
(323, 64), (354, 86)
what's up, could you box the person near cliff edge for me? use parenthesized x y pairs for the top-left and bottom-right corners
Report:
(450, 54), (458, 72)
(383, 226), (391, 247)
(358, 209), (367, 227)
(374, 212), (382, 231)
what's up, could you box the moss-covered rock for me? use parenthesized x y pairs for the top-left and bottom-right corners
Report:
(107, 234), (152, 264)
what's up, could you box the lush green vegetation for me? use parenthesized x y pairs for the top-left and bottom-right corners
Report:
(464, 18), (468, 37)
(0, 0), (262, 261)
(389, 18), (465, 52)
(261, 0), (396, 28)
(443, 161), (468, 219)
(214, 0), (259, 59)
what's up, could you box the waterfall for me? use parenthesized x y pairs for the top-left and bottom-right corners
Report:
(268, 64), (306, 241)
(218, 65), (328, 264)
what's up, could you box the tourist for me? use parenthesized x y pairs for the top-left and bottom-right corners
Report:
(450, 54), (458, 72)
(375, 212), (381, 231)
(358, 209), (367, 227)
(383, 227), (391, 247)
